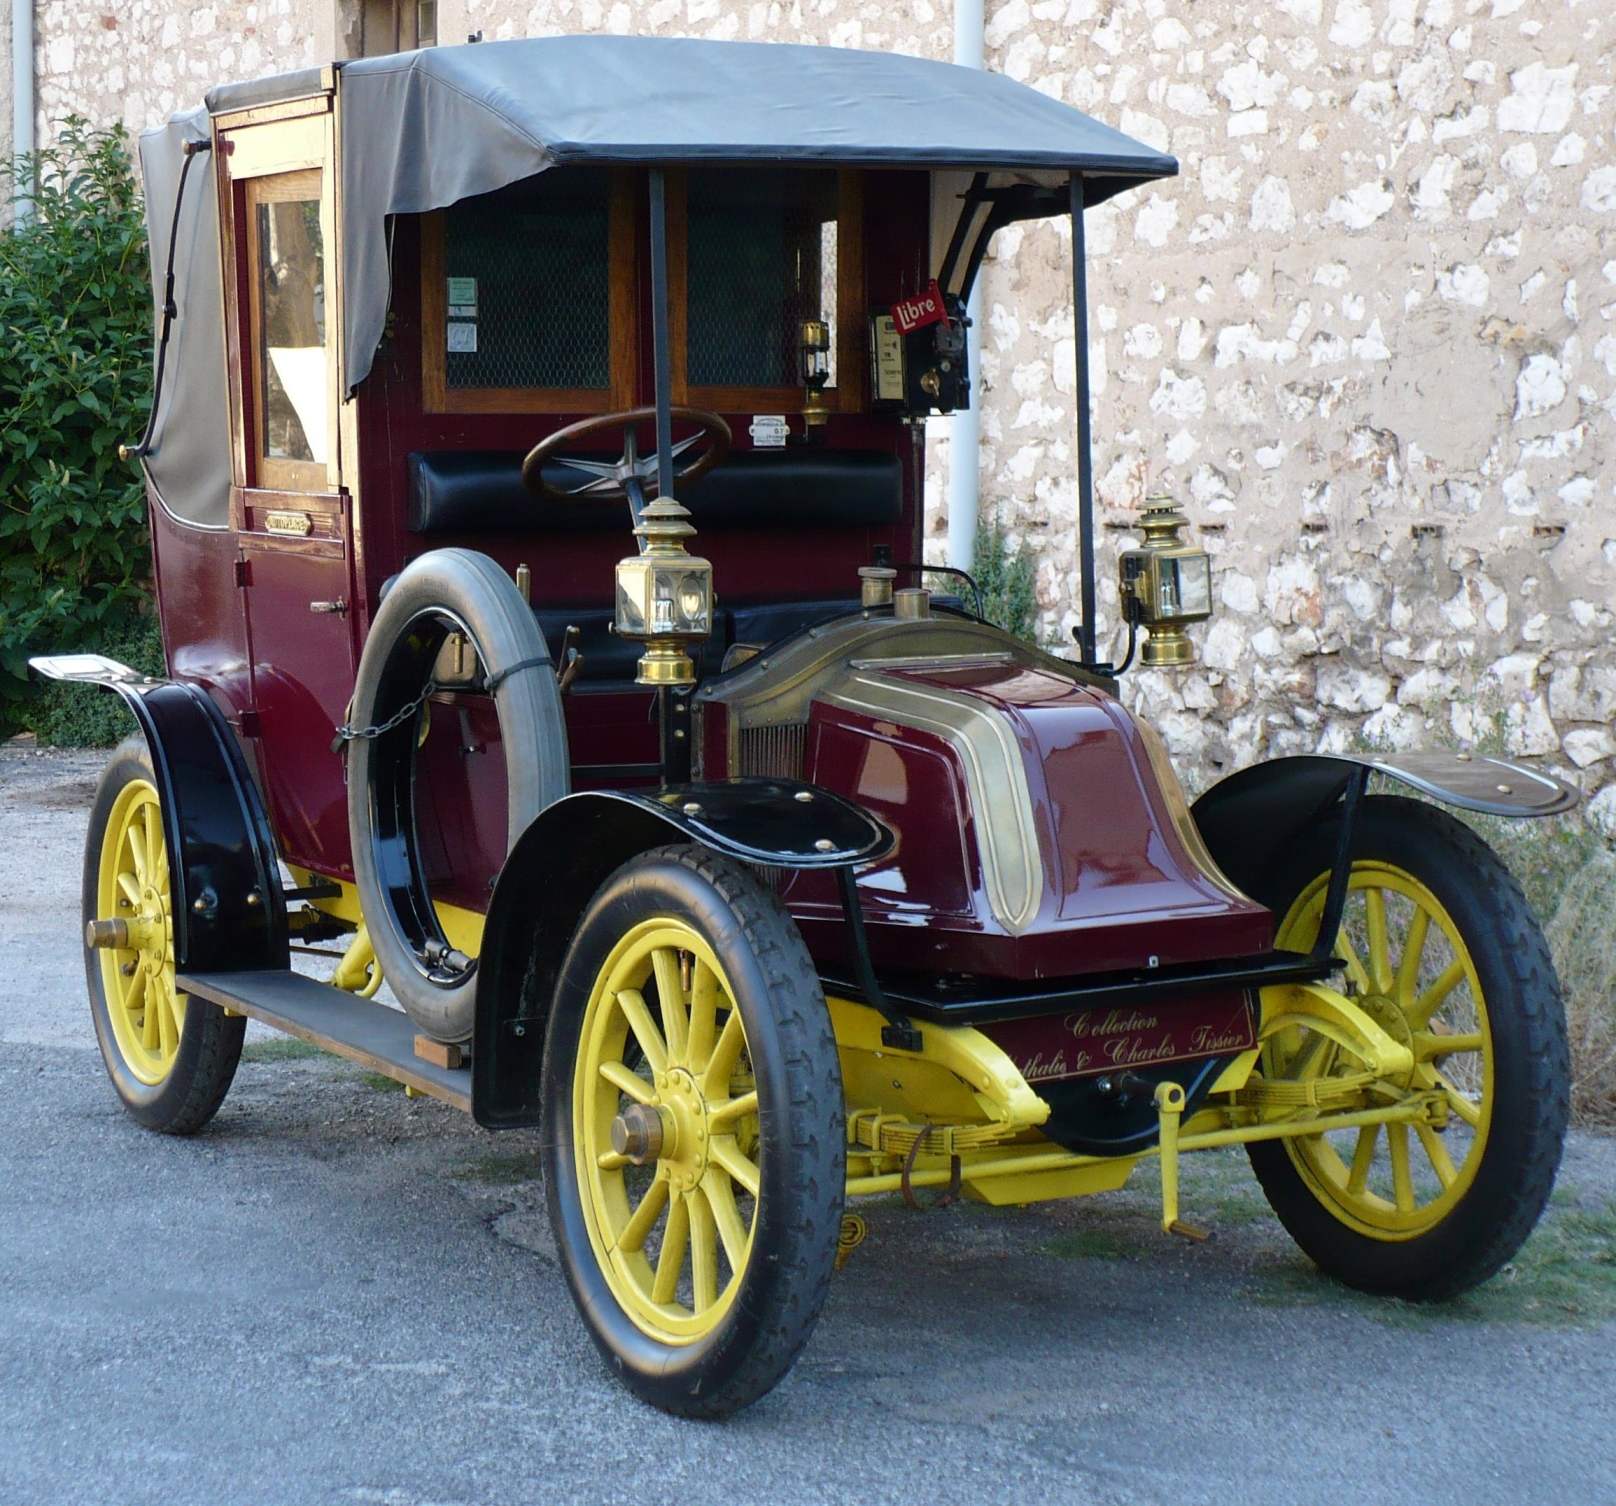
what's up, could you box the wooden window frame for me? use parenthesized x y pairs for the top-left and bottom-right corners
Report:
(669, 168), (866, 415)
(420, 171), (637, 415)
(242, 168), (334, 494)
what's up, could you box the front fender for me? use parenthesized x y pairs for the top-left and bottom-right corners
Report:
(471, 778), (892, 1128)
(29, 653), (288, 971)
(1191, 750), (1577, 900)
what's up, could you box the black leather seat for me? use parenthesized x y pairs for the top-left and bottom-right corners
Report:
(407, 448), (903, 535)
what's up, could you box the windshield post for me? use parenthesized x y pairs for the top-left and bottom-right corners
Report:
(1069, 171), (1098, 669)
(648, 167), (675, 503)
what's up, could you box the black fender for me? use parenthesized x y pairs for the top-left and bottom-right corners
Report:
(1191, 750), (1578, 902)
(472, 777), (893, 1129)
(29, 656), (288, 971)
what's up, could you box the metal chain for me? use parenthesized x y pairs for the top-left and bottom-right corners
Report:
(331, 681), (438, 750)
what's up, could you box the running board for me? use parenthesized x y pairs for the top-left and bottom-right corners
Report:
(177, 970), (471, 1113)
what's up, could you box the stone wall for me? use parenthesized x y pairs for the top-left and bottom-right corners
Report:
(19, 0), (1615, 823)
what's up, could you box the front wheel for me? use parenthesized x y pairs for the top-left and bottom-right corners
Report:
(1249, 795), (1569, 1299)
(541, 845), (844, 1418)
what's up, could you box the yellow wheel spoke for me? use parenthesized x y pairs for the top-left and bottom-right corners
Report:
(686, 959), (718, 1071)
(711, 1137), (761, 1197)
(1388, 1122), (1415, 1213)
(702, 1011), (745, 1098)
(701, 1171), (750, 1272)
(1416, 1030), (1484, 1061)
(1416, 1122), (1458, 1190)
(119, 963), (147, 1018)
(127, 822), (148, 882)
(165, 989), (185, 1053)
(156, 988), (176, 1056)
(616, 1173), (670, 1255)
(651, 948), (688, 1063)
(1364, 887), (1391, 993)
(1393, 907), (1430, 1005)
(651, 1191), (689, 1305)
(688, 1190), (718, 1313)
(709, 1090), (758, 1129)
(141, 977), (160, 1050)
(117, 872), (141, 907)
(1333, 929), (1372, 995)
(1436, 1073), (1482, 1128)
(616, 989), (668, 1075)
(1346, 1124), (1379, 1195)
(598, 1059), (655, 1106)
(1410, 959), (1466, 1028)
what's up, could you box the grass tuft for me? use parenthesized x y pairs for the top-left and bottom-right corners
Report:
(240, 1037), (325, 1064)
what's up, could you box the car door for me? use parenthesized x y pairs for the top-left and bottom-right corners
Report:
(217, 101), (359, 878)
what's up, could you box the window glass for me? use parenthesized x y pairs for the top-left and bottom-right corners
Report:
(256, 193), (327, 465)
(443, 174), (611, 392)
(686, 168), (839, 390)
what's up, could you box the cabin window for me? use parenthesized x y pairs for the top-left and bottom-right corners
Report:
(673, 168), (864, 412)
(244, 168), (330, 492)
(421, 170), (635, 414)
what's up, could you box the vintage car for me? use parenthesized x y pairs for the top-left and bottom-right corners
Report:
(34, 36), (1578, 1417)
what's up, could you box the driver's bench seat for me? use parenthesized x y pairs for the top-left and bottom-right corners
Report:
(406, 447), (905, 684)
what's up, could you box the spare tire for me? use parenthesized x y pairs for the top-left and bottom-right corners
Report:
(346, 549), (569, 1042)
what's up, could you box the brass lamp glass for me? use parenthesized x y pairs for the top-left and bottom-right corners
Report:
(800, 318), (832, 430)
(1117, 500), (1213, 668)
(613, 498), (713, 687)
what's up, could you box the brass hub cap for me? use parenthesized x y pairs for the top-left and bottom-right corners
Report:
(573, 919), (762, 1345)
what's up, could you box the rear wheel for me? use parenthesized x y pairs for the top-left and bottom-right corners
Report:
(83, 738), (244, 1134)
(541, 845), (842, 1418)
(1249, 796), (1568, 1299)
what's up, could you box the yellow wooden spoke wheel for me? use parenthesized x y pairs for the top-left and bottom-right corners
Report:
(95, 776), (185, 1085)
(83, 739), (245, 1134)
(574, 918), (761, 1342)
(541, 845), (843, 1418)
(1265, 862), (1490, 1239)
(1248, 795), (1568, 1300)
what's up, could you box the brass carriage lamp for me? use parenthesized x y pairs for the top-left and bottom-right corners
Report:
(800, 318), (832, 432)
(614, 497), (713, 687)
(1117, 499), (1213, 668)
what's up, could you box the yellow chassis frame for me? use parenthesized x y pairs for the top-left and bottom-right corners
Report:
(294, 870), (1431, 1234)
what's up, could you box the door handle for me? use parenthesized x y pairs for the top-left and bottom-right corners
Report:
(309, 598), (349, 616)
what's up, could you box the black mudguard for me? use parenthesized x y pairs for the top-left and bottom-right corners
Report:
(1191, 749), (1577, 901)
(472, 778), (892, 1128)
(29, 656), (288, 971)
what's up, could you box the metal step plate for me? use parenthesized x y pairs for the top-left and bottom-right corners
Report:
(177, 970), (471, 1113)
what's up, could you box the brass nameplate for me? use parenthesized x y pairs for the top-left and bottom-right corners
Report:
(263, 510), (313, 537)
(983, 994), (1256, 1085)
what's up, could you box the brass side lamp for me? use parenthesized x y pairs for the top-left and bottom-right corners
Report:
(1117, 499), (1212, 668)
(800, 318), (832, 433)
(614, 497), (714, 687)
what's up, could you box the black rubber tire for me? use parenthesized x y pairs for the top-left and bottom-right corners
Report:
(1247, 795), (1569, 1300)
(83, 738), (245, 1135)
(541, 844), (844, 1419)
(347, 548), (569, 1042)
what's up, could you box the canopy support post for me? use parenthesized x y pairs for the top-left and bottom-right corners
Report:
(648, 167), (675, 502)
(1070, 172), (1098, 669)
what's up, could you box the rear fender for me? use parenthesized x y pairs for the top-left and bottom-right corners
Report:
(472, 778), (892, 1128)
(29, 654), (288, 970)
(1190, 750), (1577, 900)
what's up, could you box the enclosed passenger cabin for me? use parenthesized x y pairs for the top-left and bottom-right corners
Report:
(135, 37), (1183, 961)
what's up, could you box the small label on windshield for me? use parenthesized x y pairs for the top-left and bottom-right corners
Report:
(749, 415), (789, 448)
(446, 276), (477, 308)
(447, 322), (478, 354)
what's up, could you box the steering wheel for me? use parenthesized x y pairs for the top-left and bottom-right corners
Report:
(521, 406), (732, 506)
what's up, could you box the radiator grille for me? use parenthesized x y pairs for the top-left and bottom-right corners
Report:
(738, 722), (807, 780)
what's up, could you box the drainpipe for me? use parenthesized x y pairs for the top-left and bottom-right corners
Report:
(11, 0), (34, 223)
(946, 0), (983, 572)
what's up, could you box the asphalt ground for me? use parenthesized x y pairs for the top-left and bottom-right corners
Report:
(2, 743), (1614, 1506)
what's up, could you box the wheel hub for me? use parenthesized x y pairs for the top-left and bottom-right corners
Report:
(1356, 991), (1416, 1089)
(654, 1066), (710, 1193)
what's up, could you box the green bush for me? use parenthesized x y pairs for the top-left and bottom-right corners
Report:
(1, 119), (155, 739)
(970, 514), (1039, 644)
